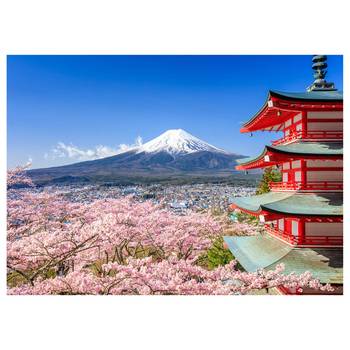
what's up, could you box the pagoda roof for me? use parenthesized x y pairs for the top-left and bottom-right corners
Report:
(236, 141), (343, 169)
(241, 90), (343, 133)
(223, 235), (343, 284)
(269, 89), (343, 102)
(231, 191), (343, 216)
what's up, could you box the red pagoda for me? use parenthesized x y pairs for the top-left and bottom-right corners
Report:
(224, 55), (343, 294)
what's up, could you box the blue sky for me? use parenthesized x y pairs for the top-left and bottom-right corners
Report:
(7, 55), (343, 169)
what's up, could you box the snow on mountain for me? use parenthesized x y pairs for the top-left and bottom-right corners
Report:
(135, 129), (228, 155)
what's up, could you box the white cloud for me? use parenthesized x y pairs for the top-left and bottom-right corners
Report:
(46, 137), (143, 162)
(116, 136), (143, 153)
(25, 157), (33, 168)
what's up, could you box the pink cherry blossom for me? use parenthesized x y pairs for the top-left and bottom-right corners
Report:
(7, 166), (333, 295)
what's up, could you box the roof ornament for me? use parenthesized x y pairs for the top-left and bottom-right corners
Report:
(307, 55), (337, 92)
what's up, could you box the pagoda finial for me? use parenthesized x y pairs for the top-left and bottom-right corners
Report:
(307, 55), (336, 92)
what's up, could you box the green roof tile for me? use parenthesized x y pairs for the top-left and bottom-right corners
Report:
(237, 141), (343, 167)
(224, 235), (343, 284)
(224, 234), (292, 271)
(269, 142), (343, 155)
(232, 192), (343, 216)
(270, 90), (343, 102)
(232, 191), (292, 212)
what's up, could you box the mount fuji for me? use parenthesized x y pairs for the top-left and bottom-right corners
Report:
(134, 129), (228, 155)
(29, 129), (246, 184)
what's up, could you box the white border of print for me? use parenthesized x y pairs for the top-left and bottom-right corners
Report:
(0, 1), (348, 350)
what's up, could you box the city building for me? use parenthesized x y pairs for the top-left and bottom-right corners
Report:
(224, 55), (343, 294)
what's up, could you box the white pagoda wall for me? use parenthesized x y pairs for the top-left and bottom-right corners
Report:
(307, 122), (343, 131)
(306, 159), (342, 182)
(306, 171), (343, 182)
(306, 111), (343, 132)
(278, 219), (284, 231)
(306, 160), (343, 167)
(291, 220), (299, 236)
(307, 111), (343, 119)
(305, 222), (343, 237)
(281, 159), (343, 184)
(291, 160), (301, 168)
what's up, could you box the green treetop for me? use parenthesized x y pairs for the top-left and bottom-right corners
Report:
(255, 167), (281, 195)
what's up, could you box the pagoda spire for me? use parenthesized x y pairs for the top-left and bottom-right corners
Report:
(307, 55), (336, 92)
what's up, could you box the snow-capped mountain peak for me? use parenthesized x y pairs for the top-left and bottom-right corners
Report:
(136, 129), (227, 155)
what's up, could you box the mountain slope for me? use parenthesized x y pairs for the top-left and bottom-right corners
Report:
(29, 129), (246, 184)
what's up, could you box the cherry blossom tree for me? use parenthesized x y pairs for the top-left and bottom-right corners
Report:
(7, 166), (333, 295)
(7, 164), (34, 188)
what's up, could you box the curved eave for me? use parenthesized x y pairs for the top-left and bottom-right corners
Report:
(231, 192), (343, 217)
(240, 91), (295, 133)
(240, 97), (269, 133)
(265, 144), (343, 158)
(235, 143), (343, 170)
(241, 90), (343, 133)
(230, 191), (293, 215)
(235, 148), (269, 170)
(230, 203), (343, 218)
(259, 205), (343, 217)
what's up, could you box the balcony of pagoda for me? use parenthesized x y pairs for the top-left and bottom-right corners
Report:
(265, 224), (343, 247)
(269, 181), (343, 192)
(271, 130), (343, 146)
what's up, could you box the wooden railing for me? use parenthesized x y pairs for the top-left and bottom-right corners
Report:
(272, 130), (343, 146)
(265, 225), (343, 246)
(265, 225), (298, 244)
(302, 181), (343, 190)
(269, 181), (343, 191)
(301, 235), (343, 246)
(269, 182), (299, 191)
